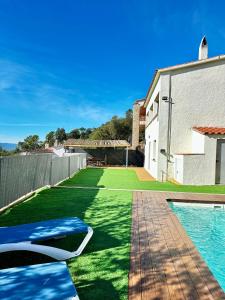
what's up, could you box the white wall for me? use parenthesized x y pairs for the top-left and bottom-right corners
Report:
(174, 155), (183, 183)
(174, 135), (219, 185)
(145, 59), (225, 183)
(145, 79), (161, 178)
(174, 154), (206, 185)
(157, 74), (171, 180)
(192, 131), (205, 153)
(145, 118), (159, 178)
(170, 60), (225, 155)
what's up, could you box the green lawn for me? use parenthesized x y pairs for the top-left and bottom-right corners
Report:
(1, 167), (225, 300)
(0, 187), (131, 300)
(63, 167), (225, 194)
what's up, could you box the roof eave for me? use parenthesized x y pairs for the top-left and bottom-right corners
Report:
(144, 55), (225, 108)
(144, 70), (160, 108)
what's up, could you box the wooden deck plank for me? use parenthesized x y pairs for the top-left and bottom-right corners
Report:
(142, 193), (183, 299)
(129, 191), (225, 300)
(163, 207), (214, 300)
(129, 194), (142, 300)
(138, 193), (160, 300)
(140, 192), (171, 300)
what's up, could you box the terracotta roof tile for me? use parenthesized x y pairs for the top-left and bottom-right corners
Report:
(193, 127), (225, 135)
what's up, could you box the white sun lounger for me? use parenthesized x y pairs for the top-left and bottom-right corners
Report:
(0, 217), (93, 260)
(0, 261), (79, 300)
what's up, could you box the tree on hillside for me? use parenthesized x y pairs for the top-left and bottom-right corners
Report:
(55, 128), (66, 143)
(67, 129), (81, 139)
(125, 109), (133, 128)
(80, 128), (93, 139)
(18, 135), (40, 151)
(66, 128), (93, 140)
(45, 131), (55, 146)
(89, 109), (133, 141)
(79, 127), (86, 139)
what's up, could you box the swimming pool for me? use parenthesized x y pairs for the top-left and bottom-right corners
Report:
(169, 201), (225, 291)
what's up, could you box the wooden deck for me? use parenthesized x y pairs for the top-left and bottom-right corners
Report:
(129, 191), (225, 300)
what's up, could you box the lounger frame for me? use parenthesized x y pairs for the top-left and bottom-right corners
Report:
(0, 226), (93, 260)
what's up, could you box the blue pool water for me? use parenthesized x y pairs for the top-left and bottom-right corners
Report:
(169, 201), (225, 291)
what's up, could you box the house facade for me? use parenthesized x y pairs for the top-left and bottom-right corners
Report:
(143, 38), (225, 185)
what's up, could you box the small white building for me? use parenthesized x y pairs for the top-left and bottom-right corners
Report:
(144, 37), (225, 185)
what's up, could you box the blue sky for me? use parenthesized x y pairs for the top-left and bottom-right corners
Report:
(0, 0), (225, 143)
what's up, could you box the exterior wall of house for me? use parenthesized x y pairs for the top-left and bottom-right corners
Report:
(169, 60), (225, 155)
(173, 155), (184, 183)
(145, 119), (159, 178)
(192, 131), (205, 153)
(145, 80), (161, 179)
(174, 154), (206, 185)
(157, 74), (171, 180)
(145, 59), (225, 183)
(145, 74), (173, 181)
(174, 134), (224, 185)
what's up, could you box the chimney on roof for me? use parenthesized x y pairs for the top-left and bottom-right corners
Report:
(198, 36), (208, 60)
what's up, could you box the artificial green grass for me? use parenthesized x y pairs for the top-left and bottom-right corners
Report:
(63, 167), (225, 194)
(1, 167), (225, 300)
(0, 187), (132, 300)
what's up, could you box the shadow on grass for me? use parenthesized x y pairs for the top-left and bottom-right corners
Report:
(76, 278), (120, 299)
(0, 167), (131, 300)
(64, 168), (106, 188)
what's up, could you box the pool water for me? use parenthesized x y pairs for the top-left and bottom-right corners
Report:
(169, 201), (225, 291)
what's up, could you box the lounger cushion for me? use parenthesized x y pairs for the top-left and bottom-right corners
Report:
(0, 217), (88, 244)
(0, 262), (78, 300)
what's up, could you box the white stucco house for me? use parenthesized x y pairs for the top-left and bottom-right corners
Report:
(143, 37), (225, 185)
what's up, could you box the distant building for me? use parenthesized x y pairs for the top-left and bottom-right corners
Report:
(131, 99), (146, 150)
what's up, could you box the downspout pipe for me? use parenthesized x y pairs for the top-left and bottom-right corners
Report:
(166, 74), (173, 180)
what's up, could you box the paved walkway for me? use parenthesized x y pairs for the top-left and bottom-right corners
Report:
(133, 168), (155, 181)
(129, 191), (225, 300)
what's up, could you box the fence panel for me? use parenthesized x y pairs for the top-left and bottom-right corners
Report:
(80, 153), (87, 169)
(0, 153), (86, 210)
(32, 155), (52, 190)
(68, 153), (87, 176)
(50, 157), (69, 186)
(69, 155), (79, 176)
(0, 155), (52, 209)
